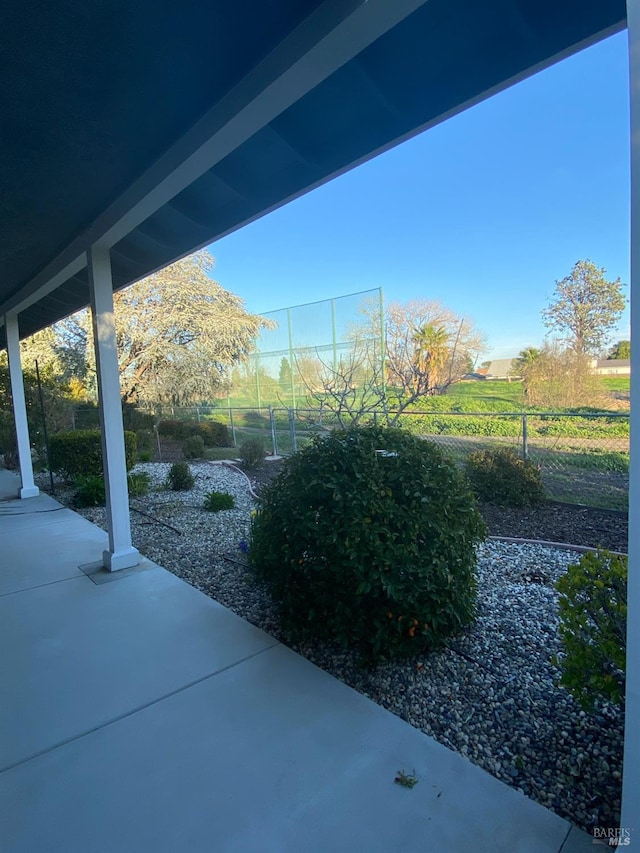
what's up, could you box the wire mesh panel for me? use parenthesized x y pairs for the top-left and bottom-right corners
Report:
(228, 288), (384, 408)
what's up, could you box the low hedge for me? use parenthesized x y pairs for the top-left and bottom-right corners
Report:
(158, 418), (230, 446)
(50, 429), (137, 480)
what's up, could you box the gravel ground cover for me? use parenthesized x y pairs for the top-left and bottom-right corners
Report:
(44, 461), (624, 833)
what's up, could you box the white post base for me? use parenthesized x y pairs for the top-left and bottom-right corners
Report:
(20, 485), (40, 499)
(103, 547), (140, 572)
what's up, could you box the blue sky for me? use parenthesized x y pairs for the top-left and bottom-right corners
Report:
(210, 31), (630, 363)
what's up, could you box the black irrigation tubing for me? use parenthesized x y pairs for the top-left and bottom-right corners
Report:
(129, 503), (183, 534)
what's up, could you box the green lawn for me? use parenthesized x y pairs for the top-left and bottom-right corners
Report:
(444, 379), (525, 408)
(600, 376), (630, 393)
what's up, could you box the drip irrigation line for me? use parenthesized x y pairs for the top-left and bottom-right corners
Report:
(129, 504), (183, 534)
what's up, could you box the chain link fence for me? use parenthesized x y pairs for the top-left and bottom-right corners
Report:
(61, 403), (629, 511)
(127, 406), (628, 511)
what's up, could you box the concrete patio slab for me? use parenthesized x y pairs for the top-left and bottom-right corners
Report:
(1, 643), (571, 853)
(0, 566), (277, 770)
(0, 490), (597, 852)
(0, 504), (109, 595)
(0, 468), (20, 501)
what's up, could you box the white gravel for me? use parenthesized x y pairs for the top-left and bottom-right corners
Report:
(43, 461), (624, 833)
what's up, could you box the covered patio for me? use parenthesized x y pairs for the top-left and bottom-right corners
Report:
(0, 468), (589, 850)
(1, 1), (637, 848)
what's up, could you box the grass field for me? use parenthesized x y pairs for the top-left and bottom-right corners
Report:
(600, 376), (631, 393)
(444, 379), (525, 408)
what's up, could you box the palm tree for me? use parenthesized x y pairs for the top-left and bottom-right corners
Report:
(411, 324), (450, 394)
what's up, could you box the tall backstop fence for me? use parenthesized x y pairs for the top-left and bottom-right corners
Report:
(227, 288), (385, 409)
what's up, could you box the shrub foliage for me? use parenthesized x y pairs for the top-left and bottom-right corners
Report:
(50, 430), (137, 480)
(182, 434), (205, 459)
(465, 447), (545, 506)
(203, 490), (235, 512)
(240, 437), (265, 469)
(554, 550), (627, 710)
(166, 461), (195, 491)
(72, 474), (106, 507)
(249, 426), (485, 662)
(158, 418), (230, 446)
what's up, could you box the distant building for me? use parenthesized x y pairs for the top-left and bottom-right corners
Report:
(481, 358), (518, 380)
(591, 358), (631, 376)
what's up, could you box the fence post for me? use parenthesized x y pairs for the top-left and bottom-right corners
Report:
(269, 405), (278, 456)
(229, 407), (237, 447)
(522, 413), (528, 460)
(289, 408), (297, 453)
(196, 406), (201, 422)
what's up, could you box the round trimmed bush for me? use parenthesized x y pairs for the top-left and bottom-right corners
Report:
(182, 434), (205, 459)
(166, 461), (194, 491)
(249, 425), (485, 662)
(464, 447), (545, 506)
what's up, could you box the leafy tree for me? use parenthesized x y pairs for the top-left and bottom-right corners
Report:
(542, 260), (626, 357)
(56, 250), (269, 405)
(517, 341), (602, 408)
(608, 339), (630, 360)
(296, 299), (485, 425)
(510, 346), (540, 377)
(278, 357), (292, 390)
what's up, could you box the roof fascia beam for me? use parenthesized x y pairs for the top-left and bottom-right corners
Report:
(2, 0), (429, 317)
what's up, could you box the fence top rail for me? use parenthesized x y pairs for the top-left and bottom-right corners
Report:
(281, 408), (630, 419)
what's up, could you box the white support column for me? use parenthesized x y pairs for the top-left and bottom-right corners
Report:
(4, 312), (39, 499)
(623, 0), (640, 835)
(87, 244), (139, 571)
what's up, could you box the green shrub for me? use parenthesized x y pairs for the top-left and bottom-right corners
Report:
(198, 420), (231, 447)
(158, 419), (193, 440)
(166, 461), (194, 491)
(73, 474), (106, 507)
(50, 430), (137, 480)
(203, 490), (235, 512)
(182, 434), (206, 459)
(465, 447), (545, 506)
(138, 451), (152, 463)
(554, 550), (627, 709)
(127, 471), (151, 497)
(249, 426), (485, 663)
(240, 437), (265, 469)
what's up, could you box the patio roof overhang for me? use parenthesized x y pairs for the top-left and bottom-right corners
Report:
(0, 0), (627, 345)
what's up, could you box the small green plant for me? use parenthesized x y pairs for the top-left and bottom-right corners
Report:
(166, 461), (195, 491)
(73, 474), (106, 507)
(127, 471), (151, 497)
(554, 550), (627, 710)
(182, 434), (205, 459)
(240, 437), (265, 469)
(138, 451), (152, 463)
(250, 426), (485, 663)
(465, 447), (545, 506)
(203, 490), (235, 512)
(394, 770), (419, 789)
